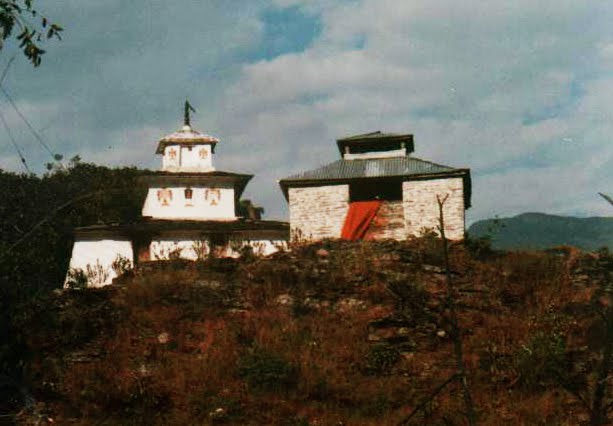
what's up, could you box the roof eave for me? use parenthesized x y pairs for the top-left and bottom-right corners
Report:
(279, 169), (471, 201)
(138, 172), (253, 198)
(335, 134), (415, 155)
(155, 140), (219, 155)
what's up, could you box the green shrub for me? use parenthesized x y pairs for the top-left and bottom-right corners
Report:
(465, 234), (495, 259)
(238, 348), (297, 392)
(364, 344), (401, 375)
(515, 330), (568, 390)
(359, 393), (392, 417)
(308, 377), (330, 401)
(284, 416), (309, 426)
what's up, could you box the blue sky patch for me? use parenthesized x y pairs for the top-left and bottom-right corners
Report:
(522, 79), (584, 126)
(247, 6), (322, 62)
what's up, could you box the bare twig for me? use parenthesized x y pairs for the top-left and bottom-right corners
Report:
(398, 373), (460, 425)
(437, 193), (477, 425)
(598, 193), (613, 207)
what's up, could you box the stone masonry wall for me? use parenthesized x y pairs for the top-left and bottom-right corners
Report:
(402, 177), (465, 240)
(289, 185), (349, 240)
(365, 201), (407, 240)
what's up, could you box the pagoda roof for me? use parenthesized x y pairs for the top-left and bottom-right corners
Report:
(156, 124), (219, 154)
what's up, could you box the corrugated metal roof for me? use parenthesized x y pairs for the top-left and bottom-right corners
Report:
(337, 131), (412, 141)
(281, 157), (459, 182)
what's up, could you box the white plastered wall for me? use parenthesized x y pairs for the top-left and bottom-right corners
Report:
(150, 238), (286, 260)
(65, 239), (133, 288)
(142, 185), (236, 220)
(162, 144), (181, 170)
(162, 144), (213, 172)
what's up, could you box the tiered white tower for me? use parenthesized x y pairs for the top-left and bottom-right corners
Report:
(65, 101), (288, 288)
(141, 102), (251, 221)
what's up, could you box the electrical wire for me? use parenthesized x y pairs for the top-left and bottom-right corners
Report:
(0, 85), (56, 159)
(0, 107), (30, 173)
(0, 55), (32, 173)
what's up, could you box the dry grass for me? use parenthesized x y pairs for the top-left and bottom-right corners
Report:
(17, 241), (612, 425)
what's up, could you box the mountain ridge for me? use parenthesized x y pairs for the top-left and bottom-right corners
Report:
(468, 212), (613, 250)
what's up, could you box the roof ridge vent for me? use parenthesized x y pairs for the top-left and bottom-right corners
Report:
(336, 131), (414, 160)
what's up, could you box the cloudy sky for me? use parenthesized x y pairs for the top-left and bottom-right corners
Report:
(0, 0), (611, 222)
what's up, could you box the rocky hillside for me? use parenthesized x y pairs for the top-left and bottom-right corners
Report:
(468, 213), (613, 251)
(4, 240), (613, 425)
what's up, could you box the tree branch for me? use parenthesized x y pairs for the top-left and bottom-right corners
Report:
(398, 373), (460, 425)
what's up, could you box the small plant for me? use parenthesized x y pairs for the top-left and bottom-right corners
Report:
(359, 393), (392, 417)
(514, 330), (568, 391)
(65, 260), (110, 288)
(238, 348), (297, 392)
(308, 377), (330, 401)
(285, 415), (309, 426)
(465, 234), (494, 259)
(192, 239), (210, 261)
(364, 343), (401, 375)
(85, 260), (110, 286)
(290, 228), (312, 245)
(65, 267), (89, 289)
(291, 298), (314, 317)
(111, 254), (133, 277)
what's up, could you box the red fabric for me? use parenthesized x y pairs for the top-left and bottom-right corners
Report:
(341, 200), (383, 240)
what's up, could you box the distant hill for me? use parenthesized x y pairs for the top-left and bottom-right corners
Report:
(468, 212), (613, 251)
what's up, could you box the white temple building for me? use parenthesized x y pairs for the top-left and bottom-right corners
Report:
(66, 103), (288, 287)
(279, 131), (471, 242)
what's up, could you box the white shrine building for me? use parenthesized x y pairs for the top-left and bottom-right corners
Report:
(66, 104), (288, 287)
(279, 131), (471, 242)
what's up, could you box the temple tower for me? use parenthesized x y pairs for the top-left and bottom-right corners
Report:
(141, 102), (252, 221)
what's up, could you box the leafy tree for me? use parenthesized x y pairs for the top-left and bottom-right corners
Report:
(0, 161), (148, 375)
(0, 0), (62, 66)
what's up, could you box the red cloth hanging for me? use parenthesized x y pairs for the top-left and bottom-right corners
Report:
(341, 200), (383, 241)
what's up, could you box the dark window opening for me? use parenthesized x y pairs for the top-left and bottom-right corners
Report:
(349, 180), (402, 202)
(347, 141), (404, 154)
(184, 188), (193, 199)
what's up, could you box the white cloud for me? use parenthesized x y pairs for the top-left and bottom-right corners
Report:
(218, 0), (613, 221)
(1, 1), (611, 223)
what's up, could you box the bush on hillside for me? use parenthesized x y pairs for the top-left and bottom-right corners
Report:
(238, 347), (298, 393)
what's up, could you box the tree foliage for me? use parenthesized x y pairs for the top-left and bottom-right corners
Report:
(0, 0), (62, 66)
(0, 161), (148, 374)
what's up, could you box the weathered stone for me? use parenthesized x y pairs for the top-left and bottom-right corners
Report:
(157, 332), (170, 344)
(365, 201), (406, 240)
(288, 177), (466, 242)
(336, 297), (367, 312)
(368, 333), (382, 342)
(403, 177), (465, 240)
(275, 294), (294, 306)
(289, 185), (349, 240)
(316, 248), (330, 257)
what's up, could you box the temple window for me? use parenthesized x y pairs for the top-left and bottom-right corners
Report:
(157, 188), (173, 206)
(349, 180), (402, 202)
